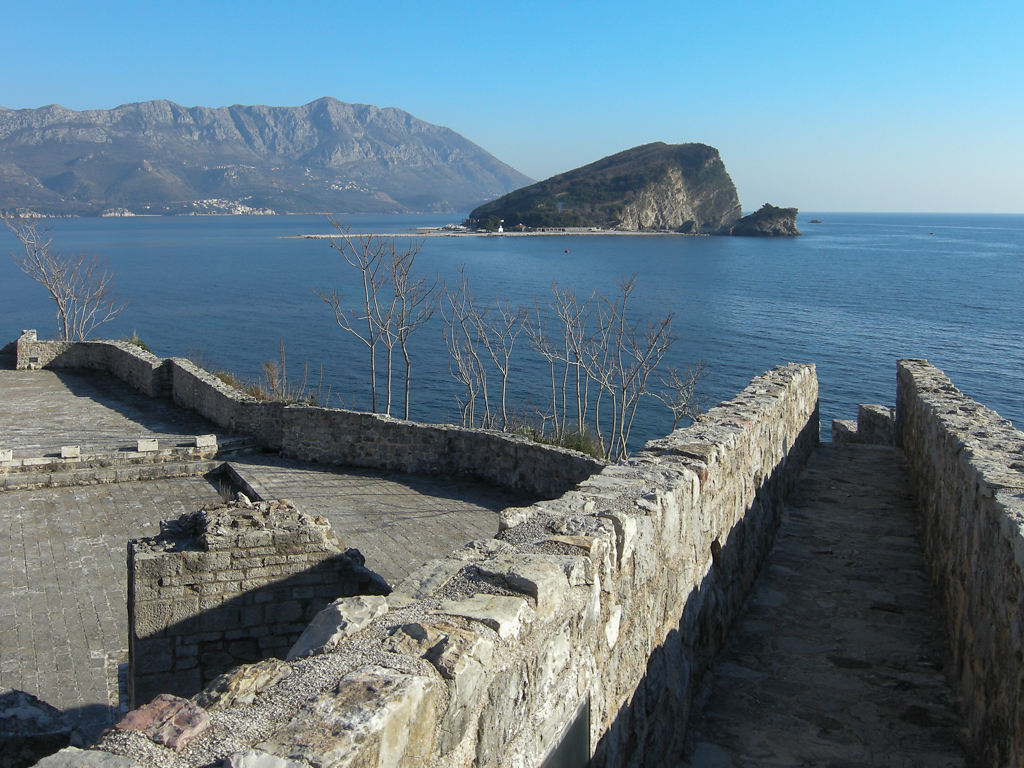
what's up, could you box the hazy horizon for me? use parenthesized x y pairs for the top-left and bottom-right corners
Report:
(2, 1), (1021, 214)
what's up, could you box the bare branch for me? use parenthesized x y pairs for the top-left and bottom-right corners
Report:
(4, 215), (129, 340)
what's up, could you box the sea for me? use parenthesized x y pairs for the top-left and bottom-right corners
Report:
(1, 212), (1021, 448)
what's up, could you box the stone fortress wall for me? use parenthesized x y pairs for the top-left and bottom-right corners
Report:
(97, 362), (821, 767)
(19, 329), (1023, 768)
(893, 360), (1024, 768)
(14, 330), (602, 499)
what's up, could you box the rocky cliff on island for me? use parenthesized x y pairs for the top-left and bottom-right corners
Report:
(467, 142), (742, 233)
(728, 203), (801, 236)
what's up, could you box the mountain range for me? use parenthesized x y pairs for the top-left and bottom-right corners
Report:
(0, 97), (532, 216)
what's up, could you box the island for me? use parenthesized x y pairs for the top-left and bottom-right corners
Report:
(728, 203), (802, 237)
(466, 142), (743, 234)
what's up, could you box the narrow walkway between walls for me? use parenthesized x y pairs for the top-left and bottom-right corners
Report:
(680, 443), (968, 767)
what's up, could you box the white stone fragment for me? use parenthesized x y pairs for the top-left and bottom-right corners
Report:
(434, 594), (536, 641)
(287, 595), (388, 659)
(195, 434), (217, 449)
(605, 604), (623, 649)
(60, 445), (80, 459)
(0, 449), (12, 462)
(224, 750), (308, 768)
(137, 438), (158, 452)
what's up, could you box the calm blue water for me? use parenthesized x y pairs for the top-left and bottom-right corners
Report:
(1, 213), (1021, 446)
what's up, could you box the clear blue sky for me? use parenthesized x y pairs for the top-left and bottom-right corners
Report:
(2, 0), (1021, 212)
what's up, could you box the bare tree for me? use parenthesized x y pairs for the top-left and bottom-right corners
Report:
(525, 298), (562, 438)
(440, 266), (491, 427)
(389, 240), (437, 420)
(315, 221), (435, 418)
(473, 300), (526, 430)
(582, 277), (675, 461)
(655, 362), (710, 430)
(3, 215), (128, 340)
(314, 220), (389, 412)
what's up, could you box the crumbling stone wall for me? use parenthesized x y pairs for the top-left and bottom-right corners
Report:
(90, 363), (818, 768)
(128, 499), (388, 708)
(896, 359), (1024, 768)
(15, 332), (602, 499)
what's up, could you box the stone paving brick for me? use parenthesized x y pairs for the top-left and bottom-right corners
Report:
(0, 369), (232, 458)
(227, 456), (524, 586)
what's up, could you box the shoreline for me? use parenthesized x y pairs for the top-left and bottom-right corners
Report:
(291, 229), (710, 239)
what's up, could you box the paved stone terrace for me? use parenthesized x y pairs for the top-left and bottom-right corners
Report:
(0, 366), (521, 741)
(0, 368), (234, 458)
(228, 456), (520, 587)
(680, 444), (968, 767)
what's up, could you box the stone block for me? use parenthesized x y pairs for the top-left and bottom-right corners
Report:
(831, 418), (858, 444)
(0, 448), (12, 462)
(196, 658), (292, 711)
(435, 594), (536, 641)
(256, 666), (440, 768)
(286, 594), (388, 659)
(33, 747), (140, 768)
(137, 438), (159, 452)
(195, 434), (218, 449)
(114, 693), (210, 751)
(60, 445), (80, 459)
(387, 557), (466, 607)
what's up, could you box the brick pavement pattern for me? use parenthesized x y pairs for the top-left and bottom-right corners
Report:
(0, 477), (221, 738)
(228, 455), (516, 586)
(0, 368), (232, 458)
(680, 444), (968, 767)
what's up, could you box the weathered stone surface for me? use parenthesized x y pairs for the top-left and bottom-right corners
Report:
(286, 595), (389, 660)
(256, 666), (440, 768)
(474, 555), (570, 619)
(435, 595), (537, 641)
(194, 659), (292, 711)
(113, 694), (210, 751)
(32, 747), (141, 767)
(386, 558), (466, 608)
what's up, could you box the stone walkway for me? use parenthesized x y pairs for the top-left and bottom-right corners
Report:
(229, 456), (517, 587)
(680, 444), (968, 767)
(0, 369), (235, 458)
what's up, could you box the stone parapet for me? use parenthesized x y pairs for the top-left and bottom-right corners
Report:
(896, 359), (1024, 768)
(13, 334), (604, 498)
(91, 363), (818, 768)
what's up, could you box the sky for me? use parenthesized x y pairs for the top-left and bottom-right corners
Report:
(1, 0), (1021, 213)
